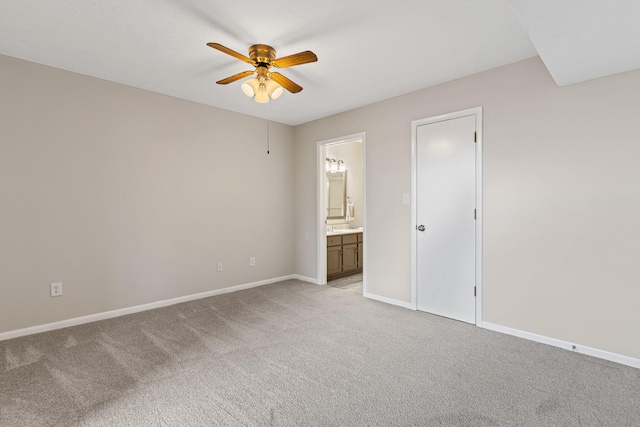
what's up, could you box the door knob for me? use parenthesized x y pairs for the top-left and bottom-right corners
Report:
(417, 225), (425, 231)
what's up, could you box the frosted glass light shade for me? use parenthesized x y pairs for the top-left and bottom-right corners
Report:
(266, 79), (283, 99)
(241, 78), (260, 97)
(255, 84), (269, 103)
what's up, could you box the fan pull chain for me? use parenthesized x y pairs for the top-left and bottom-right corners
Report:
(267, 124), (270, 154)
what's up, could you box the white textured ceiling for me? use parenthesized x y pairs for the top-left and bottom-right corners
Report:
(0, 1), (637, 125)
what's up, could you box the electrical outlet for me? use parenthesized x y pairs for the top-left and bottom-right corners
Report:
(50, 282), (62, 297)
(217, 261), (223, 272)
(250, 257), (256, 267)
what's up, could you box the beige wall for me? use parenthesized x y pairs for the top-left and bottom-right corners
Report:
(3, 52), (640, 361)
(294, 57), (640, 359)
(0, 54), (295, 333)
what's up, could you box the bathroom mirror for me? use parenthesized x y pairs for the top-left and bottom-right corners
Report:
(326, 171), (347, 219)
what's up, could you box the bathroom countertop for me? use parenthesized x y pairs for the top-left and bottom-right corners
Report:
(326, 228), (363, 236)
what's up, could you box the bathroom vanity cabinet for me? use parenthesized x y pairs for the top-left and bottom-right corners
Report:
(327, 231), (363, 281)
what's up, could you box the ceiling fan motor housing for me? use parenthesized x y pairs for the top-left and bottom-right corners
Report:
(249, 44), (276, 66)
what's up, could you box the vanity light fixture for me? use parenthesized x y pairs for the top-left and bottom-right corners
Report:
(326, 158), (346, 173)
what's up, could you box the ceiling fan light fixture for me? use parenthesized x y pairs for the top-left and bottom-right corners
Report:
(209, 43), (317, 103)
(266, 79), (283, 99)
(241, 78), (260, 97)
(255, 83), (269, 103)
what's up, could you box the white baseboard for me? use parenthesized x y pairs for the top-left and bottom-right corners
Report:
(483, 322), (640, 370)
(7, 280), (637, 371)
(363, 292), (414, 309)
(293, 274), (321, 285)
(0, 275), (298, 342)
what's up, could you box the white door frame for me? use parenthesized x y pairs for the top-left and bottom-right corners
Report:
(410, 107), (483, 326)
(316, 132), (366, 288)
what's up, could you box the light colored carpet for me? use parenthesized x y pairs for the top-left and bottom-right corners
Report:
(1, 279), (639, 426)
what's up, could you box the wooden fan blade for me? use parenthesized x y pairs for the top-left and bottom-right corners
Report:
(270, 72), (303, 93)
(272, 51), (317, 68)
(207, 42), (254, 65)
(216, 70), (255, 85)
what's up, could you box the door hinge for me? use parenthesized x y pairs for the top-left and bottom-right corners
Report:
(474, 132), (477, 143)
(474, 209), (476, 220)
(474, 286), (477, 297)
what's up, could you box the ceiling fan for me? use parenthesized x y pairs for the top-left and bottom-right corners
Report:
(207, 43), (318, 103)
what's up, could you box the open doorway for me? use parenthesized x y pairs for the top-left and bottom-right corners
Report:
(316, 133), (366, 293)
